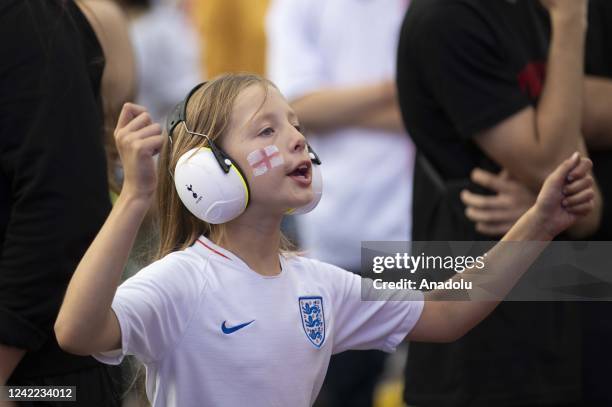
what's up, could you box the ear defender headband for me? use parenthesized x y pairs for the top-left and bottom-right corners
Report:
(167, 82), (250, 224)
(168, 82), (323, 224)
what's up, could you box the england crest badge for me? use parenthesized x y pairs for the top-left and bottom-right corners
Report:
(299, 296), (325, 348)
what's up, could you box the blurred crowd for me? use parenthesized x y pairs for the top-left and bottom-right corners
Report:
(1, 0), (611, 406)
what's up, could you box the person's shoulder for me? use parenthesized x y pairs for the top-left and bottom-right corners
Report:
(406, 0), (489, 33)
(76, 0), (128, 30)
(284, 255), (353, 280)
(75, 0), (132, 63)
(402, 0), (498, 62)
(131, 246), (211, 288)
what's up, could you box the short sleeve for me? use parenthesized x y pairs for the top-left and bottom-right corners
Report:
(94, 254), (207, 365)
(314, 260), (424, 354)
(412, 4), (530, 138)
(266, 0), (325, 100)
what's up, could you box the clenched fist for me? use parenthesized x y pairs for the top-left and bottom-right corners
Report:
(114, 103), (164, 200)
(532, 152), (595, 239)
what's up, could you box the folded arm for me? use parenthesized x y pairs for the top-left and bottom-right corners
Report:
(408, 154), (594, 342)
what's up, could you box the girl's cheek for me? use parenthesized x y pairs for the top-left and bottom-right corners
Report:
(246, 144), (284, 177)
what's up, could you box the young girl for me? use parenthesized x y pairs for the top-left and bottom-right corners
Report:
(54, 74), (595, 407)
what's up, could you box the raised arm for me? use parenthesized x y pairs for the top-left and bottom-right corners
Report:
(408, 153), (594, 343)
(54, 104), (163, 355)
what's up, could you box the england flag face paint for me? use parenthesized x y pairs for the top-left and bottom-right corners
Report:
(247, 145), (284, 176)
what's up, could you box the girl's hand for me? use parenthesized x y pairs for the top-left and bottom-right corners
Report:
(532, 152), (595, 240)
(461, 169), (536, 237)
(114, 103), (164, 201)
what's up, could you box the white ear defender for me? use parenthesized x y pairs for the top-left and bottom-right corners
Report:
(167, 81), (323, 224)
(174, 147), (250, 224)
(167, 82), (250, 224)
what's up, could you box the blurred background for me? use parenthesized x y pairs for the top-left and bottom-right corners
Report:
(4, 0), (611, 406)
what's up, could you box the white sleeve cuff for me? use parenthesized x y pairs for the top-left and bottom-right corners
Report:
(91, 302), (130, 365)
(381, 290), (425, 353)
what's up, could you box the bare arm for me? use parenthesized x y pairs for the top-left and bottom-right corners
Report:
(458, 76), (612, 237)
(408, 154), (594, 342)
(474, 76), (612, 152)
(291, 80), (398, 133)
(352, 99), (406, 133)
(475, 110), (601, 238)
(409, 210), (549, 342)
(473, 1), (601, 237)
(583, 76), (612, 149)
(475, 1), (588, 190)
(0, 345), (25, 384)
(0, 348), (24, 406)
(55, 104), (163, 355)
(77, 0), (136, 110)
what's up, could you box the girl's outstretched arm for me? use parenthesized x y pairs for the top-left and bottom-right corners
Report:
(55, 103), (163, 355)
(408, 152), (595, 343)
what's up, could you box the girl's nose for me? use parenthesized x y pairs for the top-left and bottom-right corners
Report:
(290, 127), (306, 153)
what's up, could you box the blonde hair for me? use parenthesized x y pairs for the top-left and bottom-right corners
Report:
(155, 73), (295, 260)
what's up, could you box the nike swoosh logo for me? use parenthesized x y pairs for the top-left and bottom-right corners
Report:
(221, 320), (255, 334)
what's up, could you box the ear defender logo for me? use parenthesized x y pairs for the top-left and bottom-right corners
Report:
(186, 184), (203, 204)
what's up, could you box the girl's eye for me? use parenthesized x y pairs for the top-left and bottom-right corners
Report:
(259, 127), (275, 137)
(294, 124), (303, 133)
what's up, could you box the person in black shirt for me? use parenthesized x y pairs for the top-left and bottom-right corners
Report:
(581, 1), (612, 404)
(0, 1), (132, 404)
(396, 0), (605, 405)
(458, 1), (612, 404)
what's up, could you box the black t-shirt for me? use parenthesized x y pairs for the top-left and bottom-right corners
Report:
(581, 1), (612, 404)
(396, 0), (584, 405)
(0, 0), (112, 379)
(586, 0), (612, 242)
(398, 0), (551, 180)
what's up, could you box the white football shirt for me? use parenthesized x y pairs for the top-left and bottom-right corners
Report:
(94, 236), (423, 406)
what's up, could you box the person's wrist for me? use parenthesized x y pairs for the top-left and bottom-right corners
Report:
(551, 7), (587, 32)
(525, 206), (556, 241)
(117, 187), (154, 210)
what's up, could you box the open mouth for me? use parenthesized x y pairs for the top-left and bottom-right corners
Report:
(288, 162), (312, 186)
